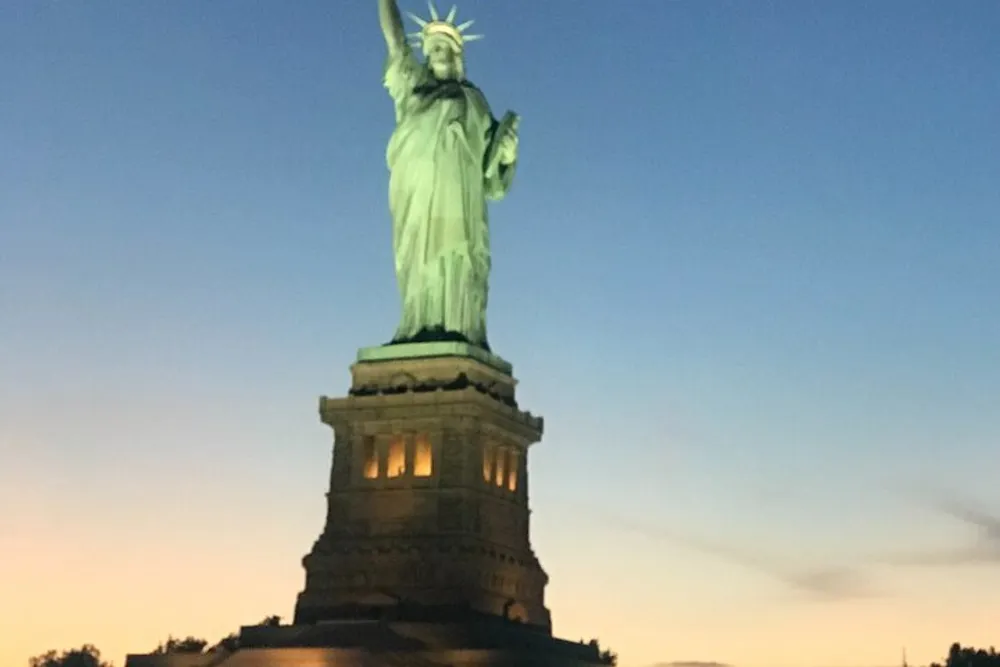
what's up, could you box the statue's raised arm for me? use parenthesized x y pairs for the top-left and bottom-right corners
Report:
(378, 0), (407, 55)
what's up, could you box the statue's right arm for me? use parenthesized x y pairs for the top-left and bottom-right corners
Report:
(378, 0), (407, 55)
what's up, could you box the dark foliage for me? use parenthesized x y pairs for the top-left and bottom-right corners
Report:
(28, 646), (111, 667)
(205, 615), (283, 654)
(208, 633), (240, 654)
(151, 636), (207, 654)
(930, 643), (1000, 667)
(585, 638), (618, 666)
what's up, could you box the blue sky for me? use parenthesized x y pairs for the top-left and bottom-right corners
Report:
(2, 2), (999, 666)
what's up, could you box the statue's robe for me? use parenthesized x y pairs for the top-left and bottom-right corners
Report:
(384, 47), (515, 348)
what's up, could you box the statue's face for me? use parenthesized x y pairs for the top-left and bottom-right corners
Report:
(425, 37), (461, 80)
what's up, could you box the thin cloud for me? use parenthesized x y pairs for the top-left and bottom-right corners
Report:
(881, 544), (1000, 566)
(599, 514), (878, 601)
(879, 491), (1000, 567)
(933, 496), (1000, 540)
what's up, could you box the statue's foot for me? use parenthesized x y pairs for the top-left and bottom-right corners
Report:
(388, 327), (491, 352)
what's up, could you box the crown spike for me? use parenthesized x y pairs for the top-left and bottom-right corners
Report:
(407, 3), (483, 52)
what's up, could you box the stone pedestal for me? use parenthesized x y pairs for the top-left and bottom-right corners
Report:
(125, 343), (606, 667)
(295, 342), (550, 630)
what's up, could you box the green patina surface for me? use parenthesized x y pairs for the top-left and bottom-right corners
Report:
(357, 341), (512, 375)
(378, 0), (520, 351)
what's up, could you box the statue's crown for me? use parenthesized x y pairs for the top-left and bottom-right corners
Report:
(407, 2), (483, 53)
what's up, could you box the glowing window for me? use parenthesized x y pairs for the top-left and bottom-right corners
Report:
(362, 436), (379, 479)
(494, 447), (506, 487)
(387, 435), (406, 478)
(506, 448), (519, 491)
(483, 443), (494, 482)
(413, 433), (432, 477)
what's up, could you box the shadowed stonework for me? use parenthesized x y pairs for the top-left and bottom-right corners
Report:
(295, 346), (549, 629)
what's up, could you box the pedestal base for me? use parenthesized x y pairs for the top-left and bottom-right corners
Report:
(358, 341), (512, 375)
(122, 344), (600, 667)
(125, 618), (605, 667)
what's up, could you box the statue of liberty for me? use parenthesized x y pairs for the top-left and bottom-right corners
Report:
(378, 0), (520, 351)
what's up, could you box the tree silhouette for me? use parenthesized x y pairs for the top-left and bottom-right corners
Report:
(929, 643), (1000, 667)
(27, 599), (284, 667)
(28, 645), (111, 667)
(586, 638), (618, 666)
(151, 636), (207, 654)
(205, 615), (281, 653)
(207, 633), (240, 653)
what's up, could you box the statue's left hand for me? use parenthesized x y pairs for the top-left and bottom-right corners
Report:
(498, 122), (519, 165)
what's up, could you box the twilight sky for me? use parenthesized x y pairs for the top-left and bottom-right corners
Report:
(2, 1), (999, 666)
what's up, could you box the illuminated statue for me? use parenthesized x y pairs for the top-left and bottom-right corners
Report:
(377, 0), (520, 350)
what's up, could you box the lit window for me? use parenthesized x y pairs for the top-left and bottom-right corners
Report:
(494, 447), (506, 487)
(506, 448), (519, 491)
(413, 433), (432, 477)
(362, 436), (378, 479)
(483, 443), (494, 482)
(387, 435), (406, 478)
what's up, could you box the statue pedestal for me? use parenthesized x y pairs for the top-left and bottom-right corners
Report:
(296, 345), (547, 628)
(124, 346), (606, 667)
